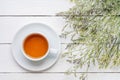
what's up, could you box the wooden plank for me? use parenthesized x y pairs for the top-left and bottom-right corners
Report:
(0, 73), (120, 80)
(0, 73), (76, 80)
(0, 17), (66, 43)
(77, 73), (120, 80)
(0, 44), (120, 72)
(0, 0), (73, 15)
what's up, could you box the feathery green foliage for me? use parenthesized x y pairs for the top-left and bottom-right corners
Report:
(61, 0), (120, 79)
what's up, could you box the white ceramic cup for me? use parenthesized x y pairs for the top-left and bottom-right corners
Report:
(21, 33), (57, 61)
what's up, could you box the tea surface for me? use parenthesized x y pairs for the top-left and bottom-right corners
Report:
(24, 34), (48, 58)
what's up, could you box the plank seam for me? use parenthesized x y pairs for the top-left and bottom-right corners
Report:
(0, 15), (119, 17)
(0, 72), (120, 74)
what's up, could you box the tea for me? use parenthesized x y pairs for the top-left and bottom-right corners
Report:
(23, 34), (48, 58)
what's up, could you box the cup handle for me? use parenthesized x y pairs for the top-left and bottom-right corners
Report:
(49, 48), (58, 54)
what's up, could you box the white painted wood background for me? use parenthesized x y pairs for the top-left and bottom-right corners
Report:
(0, 0), (120, 80)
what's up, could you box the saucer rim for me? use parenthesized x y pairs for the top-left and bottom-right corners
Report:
(11, 23), (61, 72)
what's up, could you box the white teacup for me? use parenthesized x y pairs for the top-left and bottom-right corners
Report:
(21, 33), (57, 61)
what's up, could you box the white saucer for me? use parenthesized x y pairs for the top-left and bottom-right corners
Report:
(11, 23), (61, 72)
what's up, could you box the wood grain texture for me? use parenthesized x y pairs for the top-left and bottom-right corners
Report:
(0, 73), (76, 80)
(0, 17), (65, 43)
(0, 0), (73, 15)
(0, 73), (120, 80)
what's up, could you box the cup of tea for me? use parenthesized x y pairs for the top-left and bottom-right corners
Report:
(21, 33), (57, 61)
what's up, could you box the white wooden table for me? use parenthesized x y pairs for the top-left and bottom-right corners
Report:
(0, 0), (120, 80)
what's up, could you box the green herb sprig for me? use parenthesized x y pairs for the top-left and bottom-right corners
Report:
(61, 0), (120, 79)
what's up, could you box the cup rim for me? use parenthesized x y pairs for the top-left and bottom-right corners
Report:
(21, 33), (49, 61)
